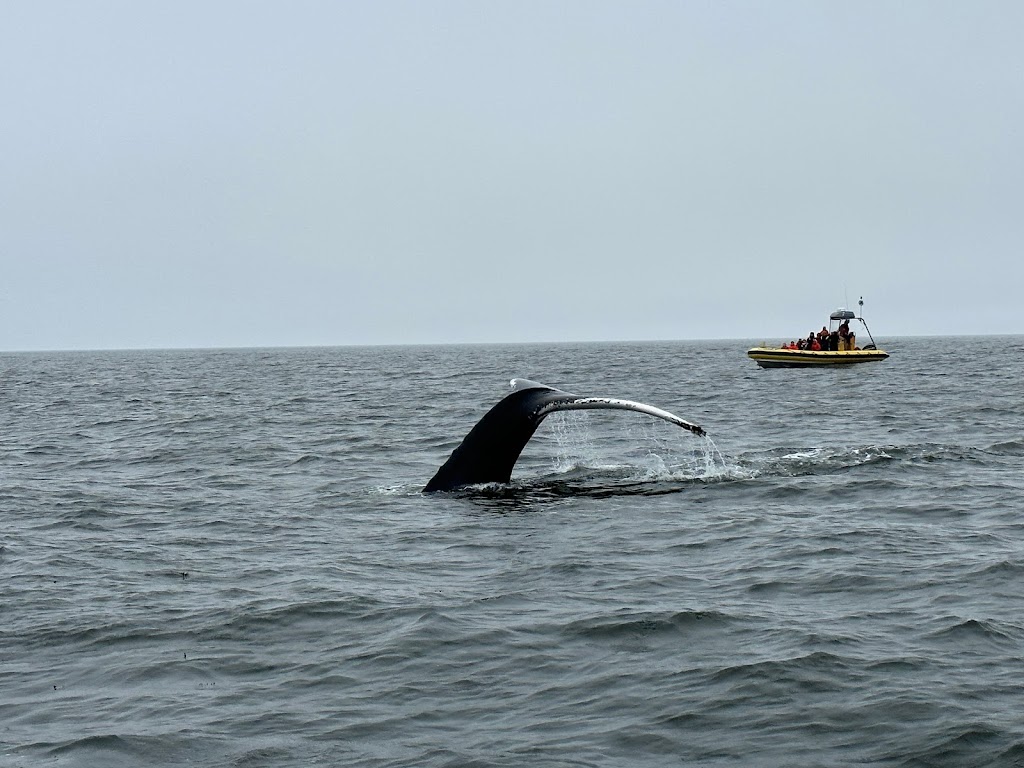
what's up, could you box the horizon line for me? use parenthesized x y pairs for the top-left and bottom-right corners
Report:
(1, 332), (1021, 355)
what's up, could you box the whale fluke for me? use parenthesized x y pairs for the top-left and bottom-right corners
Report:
(423, 379), (705, 493)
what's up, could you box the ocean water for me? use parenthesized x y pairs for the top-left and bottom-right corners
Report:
(2, 336), (1023, 767)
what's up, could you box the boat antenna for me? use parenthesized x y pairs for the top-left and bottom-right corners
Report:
(858, 296), (879, 348)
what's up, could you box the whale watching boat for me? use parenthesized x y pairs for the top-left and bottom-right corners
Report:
(747, 297), (889, 368)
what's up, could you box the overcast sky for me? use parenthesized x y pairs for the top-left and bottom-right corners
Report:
(2, 1), (1021, 350)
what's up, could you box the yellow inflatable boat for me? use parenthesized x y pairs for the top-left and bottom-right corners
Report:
(747, 298), (890, 369)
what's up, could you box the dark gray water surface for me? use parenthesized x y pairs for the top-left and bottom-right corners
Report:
(2, 337), (1023, 767)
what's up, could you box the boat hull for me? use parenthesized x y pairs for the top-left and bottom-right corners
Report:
(747, 347), (889, 368)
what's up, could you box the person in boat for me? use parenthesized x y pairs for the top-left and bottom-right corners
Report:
(829, 330), (840, 351)
(838, 320), (855, 351)
(817, 326), (829, 346)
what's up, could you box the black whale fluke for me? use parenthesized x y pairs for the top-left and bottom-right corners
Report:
(423, 379), (705, 493)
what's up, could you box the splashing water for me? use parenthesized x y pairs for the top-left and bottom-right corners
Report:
(544, 412), (742, 483)
(546, 411), (597, 473)
(693, 434), (740, 481)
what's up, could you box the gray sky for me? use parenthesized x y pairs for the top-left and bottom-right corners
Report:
(3, 1), (1021, 350)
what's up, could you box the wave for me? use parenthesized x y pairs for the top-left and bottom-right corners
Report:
(42, 732), (208, 765)
(894, 725), (1009, 768)
(46, 733), (154, 757)
(986, 439), (1024, 456)
(562, 610), (734, 642)
(724, 441), (1008, 486)
(927, 617), (1019, 645)
(973, 559), (1024, 579)
(212, 596), (391, 639)
(709, 651), (854, 685)
(32, 731), (297, 768)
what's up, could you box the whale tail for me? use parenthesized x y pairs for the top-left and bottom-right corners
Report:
(423, 379), (704, 493)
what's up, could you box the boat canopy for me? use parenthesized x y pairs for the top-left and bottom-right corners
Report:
(830, 309), (856, 321)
